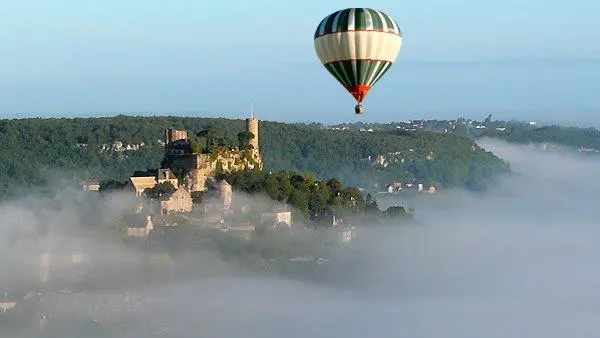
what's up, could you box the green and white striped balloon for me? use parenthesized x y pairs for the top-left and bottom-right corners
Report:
(314, 8), (403, 107)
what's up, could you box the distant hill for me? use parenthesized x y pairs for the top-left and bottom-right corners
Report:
(0, 115), (509, 199)
(329, 117), (600, 154)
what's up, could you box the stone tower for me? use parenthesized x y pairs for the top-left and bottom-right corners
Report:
(246, 114), (259, 157)
(165, 128), (188, 148)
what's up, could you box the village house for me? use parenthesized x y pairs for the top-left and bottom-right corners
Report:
(123, 168), (194, 215)
(386, 182), (437, 194)
(156, 185), (193, 215)
(327, 216), (356, 243)
(332, 215), (344, 226)
(126, 176), (158, 197)
(125, 168), (180, 197)
(341, 227), (356, 243)
(79, 180), (100, 191)
(155, 168), (179, 188)
(261, 204), (293, 229)
(0, 300), (17, 313)
(0, 291), (19, 313)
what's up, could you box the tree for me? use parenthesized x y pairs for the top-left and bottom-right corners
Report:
(190, 139), (203, 154)
(276, 172), (293, 201)
(340, 187), (364, 208)
(146, 182), (176, 199)
(218, 169), (415, 224)
(216, 137), (227, 147)
(484, 114), (493, 124)
(326, 178), (343, 198)
(99, 179), (126, 192)
(197, 129), (208, 145)
(214, 161), (225, 177)
(308, 189), (328, 218)
(264, 174), (279, 200)
(290, 174), (306, 189)
(197, 128), (218, 151)
(237, 131), (255, 150)
(287, 190), (309, 214)
(206, 128), (218, 151)
(365, 193), (379, 213)
(384, 206), (408, 218)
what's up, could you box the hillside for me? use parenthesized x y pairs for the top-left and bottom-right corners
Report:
(472, 123), (600, 153)
(330, 117), (600, 153)
(0, 115), (509, 198)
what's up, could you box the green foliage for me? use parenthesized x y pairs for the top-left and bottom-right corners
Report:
(332, 118), (600, 154)
(196, 128), (219, 152)
(237, 131), (255, 150)
(209, 149), (219, 161)
(145, 181), (176, 199)
(0, 115), (509, 200)
(383, 205), (408, 218)
(260, 125), (509, 191)
(190, 139), (203, 154)
(364, 193), (379, 214)
(214, 161), (224, 177)
(218, 169), (411, 225)
(99, 179), (127, 192)
(475, 124), (600, 150)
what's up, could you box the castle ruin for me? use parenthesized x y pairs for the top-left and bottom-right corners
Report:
(161, 116), (263, 192)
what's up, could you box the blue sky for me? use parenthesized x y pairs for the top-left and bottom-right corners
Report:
(0, 0), (599, 124)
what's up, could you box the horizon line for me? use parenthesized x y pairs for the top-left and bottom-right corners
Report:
(1, 111), (598, 128)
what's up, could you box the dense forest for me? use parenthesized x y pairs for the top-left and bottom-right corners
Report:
(331, 116), (600, 152)
(0, 115), (509, 199)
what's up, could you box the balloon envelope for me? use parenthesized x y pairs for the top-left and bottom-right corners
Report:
(314, 8), (403, 104)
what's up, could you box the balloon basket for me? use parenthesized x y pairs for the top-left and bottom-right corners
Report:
(355, 104), (365, 115)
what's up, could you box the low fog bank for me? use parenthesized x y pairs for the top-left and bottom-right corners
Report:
(338, 137), (600, 337)
(176, 138), (600, 338)
(4, 138), (600, 337)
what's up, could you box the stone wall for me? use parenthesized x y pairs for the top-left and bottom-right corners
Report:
(165, 149), (262, 192)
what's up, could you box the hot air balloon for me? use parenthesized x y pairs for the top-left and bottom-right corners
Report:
(314, 8), (403, 114)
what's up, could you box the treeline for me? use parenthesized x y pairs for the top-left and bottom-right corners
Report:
(217, 169), (411, 225)
(473, 124), (600, 149)
(332, 118), (600, 151)
(0, 115), (509, 199)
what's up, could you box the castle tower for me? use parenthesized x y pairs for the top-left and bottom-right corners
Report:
(165, 128), (188, 146)
(246, 107), (260, 163)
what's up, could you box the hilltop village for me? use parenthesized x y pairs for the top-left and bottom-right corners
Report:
(1, 115), (428, 329)
(21, 116), (366, 286)
(92, 115), (302, 232)
(1, 116), (373, 325)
